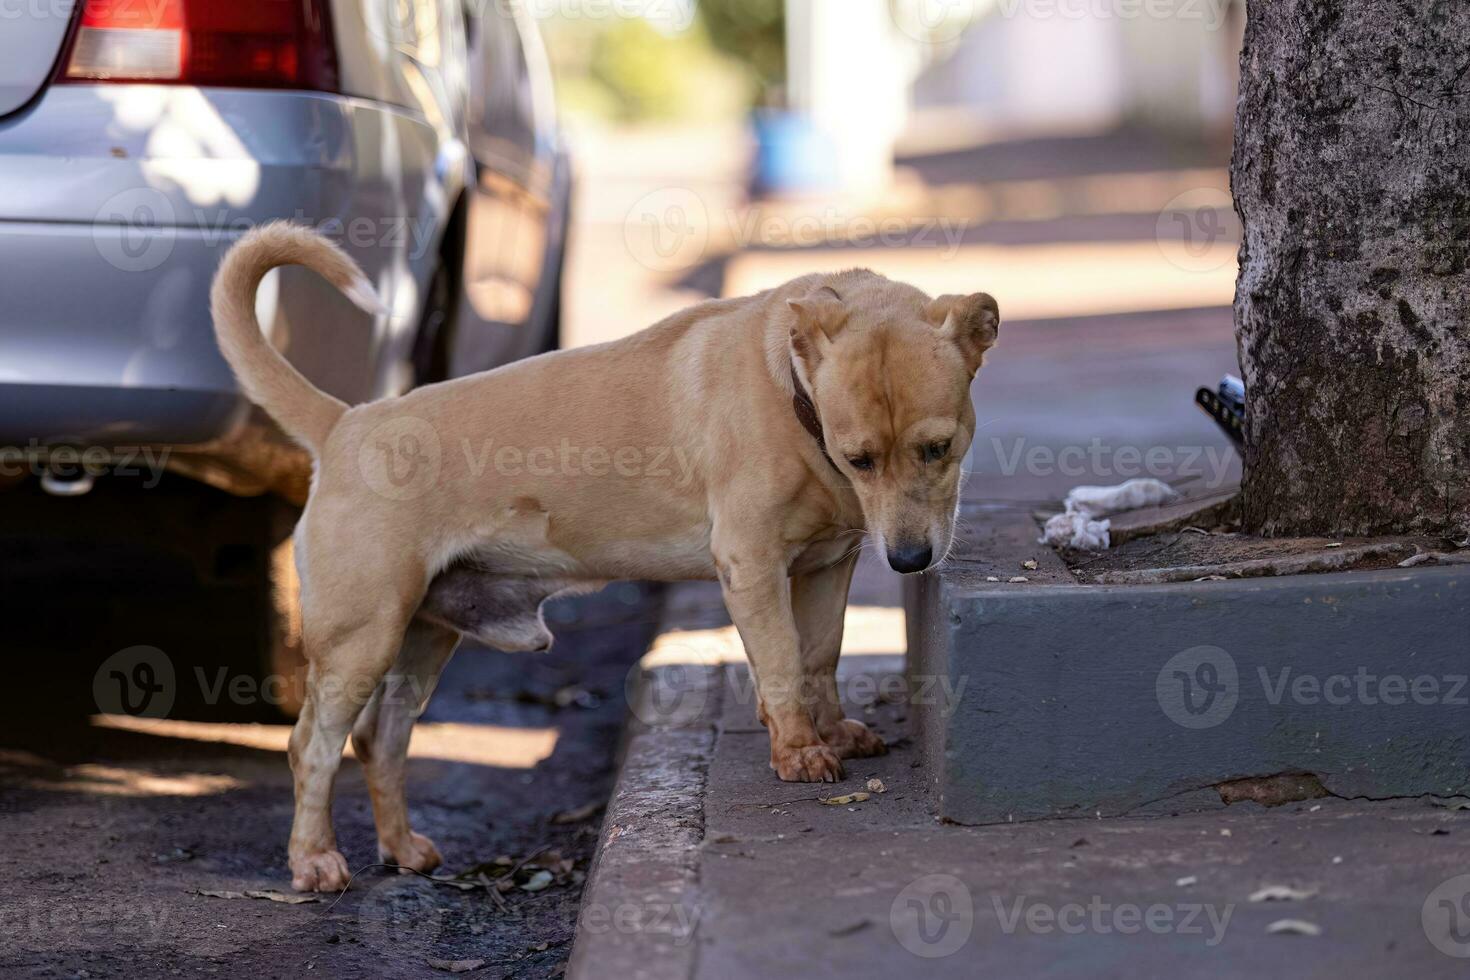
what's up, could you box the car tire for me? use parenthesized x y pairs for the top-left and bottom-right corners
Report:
(538, 263), (563, 355)
(411, 259), (456, 385)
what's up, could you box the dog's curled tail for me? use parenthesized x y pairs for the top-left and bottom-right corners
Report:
(210, 221), (385, 453)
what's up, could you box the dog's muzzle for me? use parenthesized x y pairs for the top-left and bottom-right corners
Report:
(887, 544), (933, 574)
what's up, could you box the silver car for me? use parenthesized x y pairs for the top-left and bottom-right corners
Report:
(0, 0), (570, 710)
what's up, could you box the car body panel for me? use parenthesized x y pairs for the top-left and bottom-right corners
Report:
(451, 1), (570, 375)
(0, 87), (449, 438)
(0, 0), (76, 117)
(0, 0), (568, 501)
(331, 0), (468, 117)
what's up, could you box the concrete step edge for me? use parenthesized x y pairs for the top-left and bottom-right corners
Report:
(567, 662), (721, 980)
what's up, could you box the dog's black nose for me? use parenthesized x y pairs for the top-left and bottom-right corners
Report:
(887, 544), (933, 574)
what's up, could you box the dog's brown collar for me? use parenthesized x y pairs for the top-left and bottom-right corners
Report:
(790, 364), (839, 472)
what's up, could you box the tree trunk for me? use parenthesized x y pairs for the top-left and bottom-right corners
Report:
(1232, 0), (1470, 537)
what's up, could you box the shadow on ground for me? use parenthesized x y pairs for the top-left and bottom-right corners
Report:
(0, 567), (663, 979)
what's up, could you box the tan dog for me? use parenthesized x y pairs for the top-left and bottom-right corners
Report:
(211, 223), (999, 892)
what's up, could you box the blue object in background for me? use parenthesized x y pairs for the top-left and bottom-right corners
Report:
(750, 109), (838, 197)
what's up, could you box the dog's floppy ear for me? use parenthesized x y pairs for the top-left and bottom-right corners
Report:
(927, 292), (999, 376)
(787, 285), (849, 364)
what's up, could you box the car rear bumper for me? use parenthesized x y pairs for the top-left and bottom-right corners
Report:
(0, 84), (449, 477)
(0, 221), (253, 447)
(1, 383), (242, 450)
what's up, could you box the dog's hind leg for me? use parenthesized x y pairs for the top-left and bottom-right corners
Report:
(791, 552), (886, 760)
(351, 619), (460, 873)
(287, 556), (423, 893)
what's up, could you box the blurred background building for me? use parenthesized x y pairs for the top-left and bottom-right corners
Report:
(534, 0), (1244, 345)
(540, 0), (1244, 198)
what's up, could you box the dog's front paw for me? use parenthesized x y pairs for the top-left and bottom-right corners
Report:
(821, 718), (888, 760)
(290, 849), (352, 893)
(772, 744), (845, 783)
(380, 831), (442, 874)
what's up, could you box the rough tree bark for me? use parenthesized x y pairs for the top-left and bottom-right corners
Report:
(1233, 0), (1470, 537)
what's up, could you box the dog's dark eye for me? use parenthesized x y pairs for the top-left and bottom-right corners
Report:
(847, 453), (875, 472)
(922, 441), (951, 464)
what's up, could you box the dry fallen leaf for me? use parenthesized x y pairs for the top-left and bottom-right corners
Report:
(865, 778), (887, 794)
(1022, 559), (1039, 570)
(1266, 919), (1322, 937)
(429, 876), (481, 892)
(1250, 885), (1318, 903)
(251, 890), (321, 905)
(828, 919), (872, 937)
(426, 958), (486, 973)
(520, 870), (555, 892)
(197, 889), (321, 905)
(551, 801), (603, 825)
(820, 792), (871, 806)
(539, 851), (575, 873)
(553, 685), (596, 709)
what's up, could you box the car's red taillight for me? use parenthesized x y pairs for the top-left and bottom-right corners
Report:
(59, 0), (338, 92)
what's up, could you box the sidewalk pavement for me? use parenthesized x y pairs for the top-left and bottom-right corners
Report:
(569, 596), (1470, 979)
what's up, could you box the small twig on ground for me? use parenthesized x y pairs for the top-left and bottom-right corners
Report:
(485, 879), (512, 915)
(1131, 532), (1189, 564)
(726, 796), (823, 809)
(501, 845), (552, 882)
(322, 863), (451, 914)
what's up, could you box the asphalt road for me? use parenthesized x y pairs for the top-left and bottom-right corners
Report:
(0, 578), (663, 979)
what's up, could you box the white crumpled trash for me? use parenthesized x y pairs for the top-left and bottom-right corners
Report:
(1041, 511), (1114, 551)
(1040, 478), (1178, 551)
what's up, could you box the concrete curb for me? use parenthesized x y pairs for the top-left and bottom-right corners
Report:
(909, 509), (1470, 824)
(567, 663), (722, 980)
